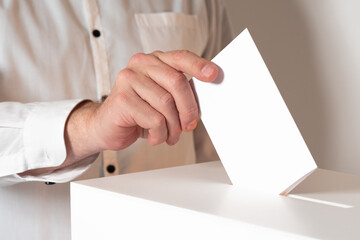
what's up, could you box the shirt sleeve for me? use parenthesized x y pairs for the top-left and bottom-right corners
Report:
(0, 100), (95, 186)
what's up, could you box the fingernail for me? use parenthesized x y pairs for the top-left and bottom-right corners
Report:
(201, 63), (216, 78)
(185, 118), (199, 132)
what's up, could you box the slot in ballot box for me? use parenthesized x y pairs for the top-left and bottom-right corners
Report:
(71, 161), (360, 240)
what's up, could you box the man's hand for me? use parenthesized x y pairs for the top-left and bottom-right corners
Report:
(90, 50), (218, 151)
(21, 50), (218, 176)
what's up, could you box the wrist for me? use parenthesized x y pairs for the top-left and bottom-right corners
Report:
(65, 100), (102, 164)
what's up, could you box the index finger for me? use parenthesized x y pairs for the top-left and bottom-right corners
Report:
(152, 50), (219, 82)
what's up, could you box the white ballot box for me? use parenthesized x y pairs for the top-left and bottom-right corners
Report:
(71, 161), (360, 240)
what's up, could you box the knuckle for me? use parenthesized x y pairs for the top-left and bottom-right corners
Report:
(116, 68), (134, 84)
(151, 113), (166, 128)
(173, 50), (191, 60)
(114, 91), (130, 105)
(169, 72), (187, 89)
(128, 53), (147, 66)
(183, 105), (199, 120)
(172, 50), (189, 68)
(159, 92), (175, 106)
(151, 50), (163, 56)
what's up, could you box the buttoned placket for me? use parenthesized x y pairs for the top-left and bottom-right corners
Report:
(83, 0), (119, 177)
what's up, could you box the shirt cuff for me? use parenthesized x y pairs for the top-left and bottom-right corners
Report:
(0, 154), (99, 186)
(20, 154), (99, 183)
(23, 100), (83, 171)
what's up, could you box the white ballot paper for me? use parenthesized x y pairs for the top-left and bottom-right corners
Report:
(194, 29), (317, 195)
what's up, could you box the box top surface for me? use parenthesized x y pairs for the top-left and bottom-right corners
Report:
(73, 161), (360, 239)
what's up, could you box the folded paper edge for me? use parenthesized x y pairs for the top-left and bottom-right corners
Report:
(280, 168), (317, 196)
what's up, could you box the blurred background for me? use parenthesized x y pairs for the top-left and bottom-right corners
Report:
(223, 0), (360, 174)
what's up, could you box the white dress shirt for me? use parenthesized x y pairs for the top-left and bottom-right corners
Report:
(0, 0), (232, 239)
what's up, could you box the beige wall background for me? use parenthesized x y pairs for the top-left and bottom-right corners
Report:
(223, 0), (360, 174)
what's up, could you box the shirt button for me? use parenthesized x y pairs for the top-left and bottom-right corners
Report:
(101, 95), (108, 102)
(106, 165), (116, 174)
(92, 29), (101, 38)
(45, 182), (56, 185)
